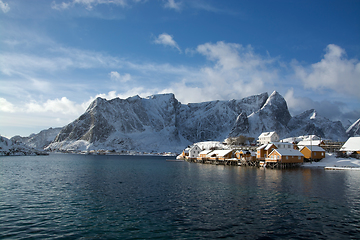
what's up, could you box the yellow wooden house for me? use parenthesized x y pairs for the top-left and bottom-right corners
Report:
(266, 149), (304, 163)
(257, 143), (277, 160)
(299, 145), (325, 160)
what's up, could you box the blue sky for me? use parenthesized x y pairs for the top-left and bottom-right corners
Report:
(1, 0), (359, 138)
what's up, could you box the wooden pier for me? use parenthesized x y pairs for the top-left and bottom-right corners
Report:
(186, 157), (239, 166)
(185, 157), (301, 169)
(263, 162), (302, 169)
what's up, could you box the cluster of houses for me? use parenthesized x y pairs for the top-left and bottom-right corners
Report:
(180, 132), (360, 168)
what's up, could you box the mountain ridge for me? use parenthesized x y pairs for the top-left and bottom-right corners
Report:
(45, 91), (350, 153)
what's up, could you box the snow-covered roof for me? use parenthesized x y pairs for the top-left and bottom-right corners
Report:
(194, 141), (228, 150)
(340, 137), (360, 152)
(273, 142), (293, 147)
(279, 138), (295, 143)
(265, 143), (276, 150)
(269, 149), (304, 156)
(281, 135), (320, 143)
(190, 145), (201, 150)
(299, 145), (325, 152)
(207, 149), (233, 157)
(257, 144), (267, 150)
(297, 140), (323, 146)
(258, 131), (277, 138)
(199, 150), (212, 155)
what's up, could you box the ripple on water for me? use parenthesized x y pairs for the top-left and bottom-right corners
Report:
(1, 154), (360, 239)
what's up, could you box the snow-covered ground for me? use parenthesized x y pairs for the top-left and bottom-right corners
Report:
(302, 153), (360, 168)
(194, 141), (229, 150)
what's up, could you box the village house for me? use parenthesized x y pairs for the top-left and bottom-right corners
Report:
(340, 137), (360, 155)
(207, 149), (234, 160)
(181, 145), (202, 159)
(297, 139), (325, 147)
(257, 143), (277, 160)
(181, 148), (190, 158)
(299, 145), (326, 160)
(235, 150), (256, 161)
(266, 149), (304, 164)
(257, 132), (279, 145)
(188, 145), (202, 158)
(197, 150), (213, 159)
(274, 142), (296, 149)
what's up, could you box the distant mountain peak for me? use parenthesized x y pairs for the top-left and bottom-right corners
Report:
(86, 97), (107, 112)
(310, 110), (317, 120)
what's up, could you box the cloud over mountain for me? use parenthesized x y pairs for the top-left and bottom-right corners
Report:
(293, 44), (360, 98)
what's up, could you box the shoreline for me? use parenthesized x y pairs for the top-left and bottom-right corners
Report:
(301, 153), (360, 170)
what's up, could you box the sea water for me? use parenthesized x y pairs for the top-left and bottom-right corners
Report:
(0, 154), (359, 239)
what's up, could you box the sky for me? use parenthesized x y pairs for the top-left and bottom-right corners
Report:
(0, 0), (359, 138)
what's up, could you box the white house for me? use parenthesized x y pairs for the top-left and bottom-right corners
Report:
(257, 132), (279, 145)
(189, 145), (202, 158)
(297, 140), (324, 146)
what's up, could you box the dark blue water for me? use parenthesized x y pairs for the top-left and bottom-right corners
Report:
(1, 154), (359, 239)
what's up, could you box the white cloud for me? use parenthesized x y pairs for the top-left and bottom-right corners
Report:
(109, 71), (132, 82)
(293, 44), (360, 98)
(0, 96), (85, 116)
(51, 1), (71, 10)
(284, 88), (360, 125)
(0, 0), (10, 13)
(0, 48), (120, 77)
(26, 97), (85, 115)
(165, 41), (278, 103)
(52, 0), (128, 10)
(284, 88), (313, 113)
(0, 98), (16, 112)
(164, 0), (182, 11)
(154, 33), (181, 53)
(197, 41), (272, 70)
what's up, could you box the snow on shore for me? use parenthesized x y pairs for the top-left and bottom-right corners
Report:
(302, 153), (360, 168)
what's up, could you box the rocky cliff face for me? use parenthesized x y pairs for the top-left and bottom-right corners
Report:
(346, 118), (360, 137)
(177, 92), (268, 142)
(47, 91), (349, 152)
(287, 109), (348, 141)
(246, 91), (292, 138)
(11, 127), (62, 150)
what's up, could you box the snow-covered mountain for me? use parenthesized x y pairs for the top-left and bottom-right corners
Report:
(287, 109), (348, 141)
(47, 93), (268, 152)
(346, 118), (360, 137)
(46, 91), (349, 153)
(0, 135), (48, 156)
(11, 127), (62, 150)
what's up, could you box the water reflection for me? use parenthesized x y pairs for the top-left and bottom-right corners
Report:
(1, 155), (359, 239)
(344, 171), (360, 217)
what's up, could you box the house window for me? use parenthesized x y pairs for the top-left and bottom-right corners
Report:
(286, 156), (288, 159)
(298, 156), (301, 159)
(314, 152), (316, 156)
(322, 152), (324, 156)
